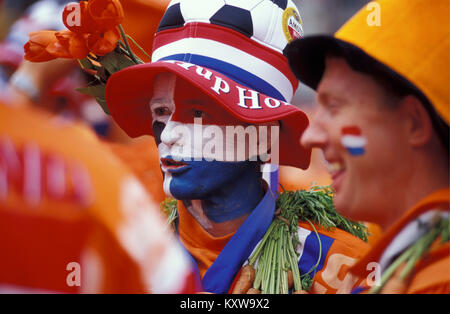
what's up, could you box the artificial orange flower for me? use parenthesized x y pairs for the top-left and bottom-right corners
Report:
(24, 31), (59, 62)
(63, 0), (124, 34)
(62, 0), (124, 56)
(62, 1), (99, 34)
(46, 30), (89, 59)
(86, 27), (120, 56)
(88, 0), (124, 32)
(27, 0), (125, 62)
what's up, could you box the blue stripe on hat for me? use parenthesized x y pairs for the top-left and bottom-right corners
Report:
(159, 54), (286, 101)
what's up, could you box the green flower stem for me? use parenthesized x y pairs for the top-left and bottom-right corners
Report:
(125, 34), (152, 61)
(118, 24), (139, 64)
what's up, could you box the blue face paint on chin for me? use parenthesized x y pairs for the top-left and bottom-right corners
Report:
(167, 157), (264, 223)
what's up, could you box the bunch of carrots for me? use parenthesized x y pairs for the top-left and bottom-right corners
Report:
(232, 185), (368, 294)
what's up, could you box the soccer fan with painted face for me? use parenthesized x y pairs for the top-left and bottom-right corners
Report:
(285, 0), (449, 293)
(106, 0), (370, 294)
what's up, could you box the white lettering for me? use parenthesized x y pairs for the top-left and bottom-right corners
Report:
(264, 97), (281, 109)
(202, 125), (224, 162)
(236, 87), (261, 109)
(366, 262), (381, 287)
(65, 3), (81, 27)
(195, 66), (212, 80)
(66, 262), (81, 287)
(211, 76), (230, 95)
(366, 1), (381, 26)
(175, 61), (196, 71)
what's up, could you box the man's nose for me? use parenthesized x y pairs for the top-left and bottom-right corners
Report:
(160, 120), (183, 146)
(300, 116), (329, 150)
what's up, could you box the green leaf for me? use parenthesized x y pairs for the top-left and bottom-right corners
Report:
(76, 84), (109, 115)
(76, 84), (105, 98)
(94, 96), (110, 115)
(99, 50), (136, 75)
(77, 58), (98, 70)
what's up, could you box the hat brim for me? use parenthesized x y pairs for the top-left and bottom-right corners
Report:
(105, 60), (311, 169)
(285, 35), (438, 94)
(284, 35), (388, 91)
(285, 35), (449, 152)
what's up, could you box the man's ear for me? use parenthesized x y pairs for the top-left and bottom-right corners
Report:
(401, 95), (433, 147)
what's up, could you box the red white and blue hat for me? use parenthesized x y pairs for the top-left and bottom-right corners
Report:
(106, 0), (311, 169)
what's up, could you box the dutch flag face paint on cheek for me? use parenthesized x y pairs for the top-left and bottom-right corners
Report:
(341, 126), (367, 156)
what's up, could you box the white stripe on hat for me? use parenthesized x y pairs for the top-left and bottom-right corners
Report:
(152, 37), (295, 102)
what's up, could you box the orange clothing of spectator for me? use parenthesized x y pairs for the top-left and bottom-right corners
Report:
(350, 188), (450, 294)
(0, 103), (199, 293)
(106, 137), (166, 204)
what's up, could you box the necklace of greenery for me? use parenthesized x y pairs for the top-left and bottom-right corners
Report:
(161, 185), (369, 294)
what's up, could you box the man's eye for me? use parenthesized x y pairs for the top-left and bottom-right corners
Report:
(193, 109), (205, 118)
(154, 107), (171, 116)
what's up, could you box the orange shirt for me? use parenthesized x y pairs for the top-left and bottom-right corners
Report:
(178, 193), (370, 294)
(178, 201), (234, 279)
(0, 104), (198, 293)
(350, 188), (450, 294)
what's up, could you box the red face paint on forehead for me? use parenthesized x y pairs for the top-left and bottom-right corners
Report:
(173, 78), (249, 126)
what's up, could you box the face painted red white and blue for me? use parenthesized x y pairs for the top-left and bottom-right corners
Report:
(149, 73), (274, 223)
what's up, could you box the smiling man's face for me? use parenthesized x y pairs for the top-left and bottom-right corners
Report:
(149, 73), (265, 201)
(300, 57), (412, 224)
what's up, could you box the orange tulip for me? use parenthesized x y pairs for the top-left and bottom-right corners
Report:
(27, 0), (125, 62)
(86, 27), (120, 56)
(46, 30), (89, 59)
(88, 0), (124, 32)
(63, 1), (99, 34)
(24, 31), (59, 62)
(62, 0), (124, 56)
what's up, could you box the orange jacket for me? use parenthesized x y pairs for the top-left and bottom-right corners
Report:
(350, 188), (450, 294)
(0, 104), (198, 293)
(178, 197), (370, 294)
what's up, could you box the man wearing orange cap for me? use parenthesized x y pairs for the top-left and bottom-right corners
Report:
(285, 0), (449, 293)
(105, 0), (370, 294)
